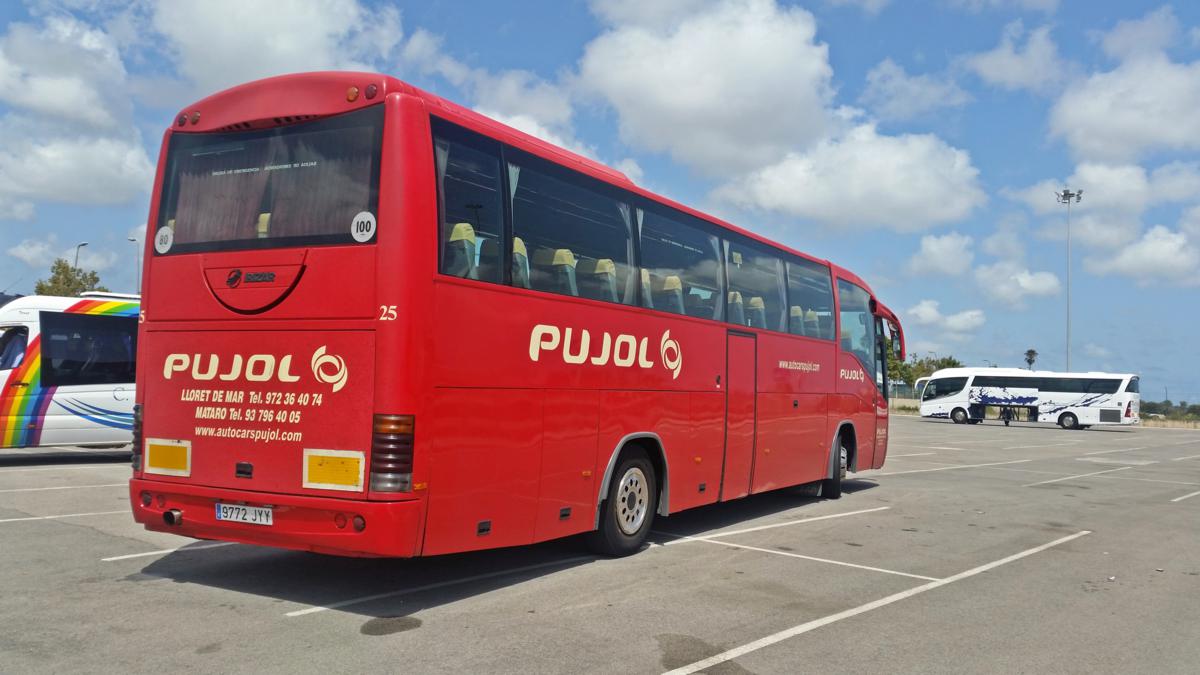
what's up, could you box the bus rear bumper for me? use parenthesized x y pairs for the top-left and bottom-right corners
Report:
(129, 478), (422, 558)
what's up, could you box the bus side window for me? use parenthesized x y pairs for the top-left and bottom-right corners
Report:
(786, 259), (834, 340)
(639, 208), (723, 320)
(433, 133), (504, 283)
(509, 160), (635, 305)
(725, 240), (785, 331)
(837, 279), (876, 384)
(0, 327), (28, 370)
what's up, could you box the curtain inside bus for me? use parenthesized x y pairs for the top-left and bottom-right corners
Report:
(155, 105), (383, 253)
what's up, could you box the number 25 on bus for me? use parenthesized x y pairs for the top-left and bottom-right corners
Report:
(130, 72), (905, 558)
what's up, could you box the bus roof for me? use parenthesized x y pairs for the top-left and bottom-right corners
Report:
(0, 294), (141, 323)
(927, 367), (1137, 380)
(169, 71), (876, 300)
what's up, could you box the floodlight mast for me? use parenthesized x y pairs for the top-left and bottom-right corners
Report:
(1055, 189), (1082, 371)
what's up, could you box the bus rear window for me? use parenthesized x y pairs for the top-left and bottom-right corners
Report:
(154, 105), (383, 254)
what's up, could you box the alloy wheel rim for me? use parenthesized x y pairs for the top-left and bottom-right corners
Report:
(616, 467), (649, 535)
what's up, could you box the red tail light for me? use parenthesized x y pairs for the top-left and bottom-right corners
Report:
(131, 404), (143, 470)
(1125, 402), (1132, 418)
(371, 414), (413, 492)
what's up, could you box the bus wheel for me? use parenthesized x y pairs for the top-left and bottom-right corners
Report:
(821, 437), (847, 500)
(587, 449), (657, 557)
(1059, 412), (1079, 430)
(951, 408), (968, 424)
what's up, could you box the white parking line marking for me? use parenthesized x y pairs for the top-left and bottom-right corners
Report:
(658, 506), (891, 545)
(102, 542), (236, 562)
(874, 459), (1031, 476)
(1099, 476), (1200, 487)
(662, 531), (1092, 675)
(1170, 490), (1200, 503)
(1023, 467), (1131, 487)
(1004, 441), (1082, 450)
(0, 464), (128, 473)
(683, 537), (939, 581)
(0, 483), (125, 493)
(1076, 457), (1158, 466)
(1082, 447), (1145, 456)
(0, 509), (127, 523)
(285, 556), (594, 617)
(1172, 454), (1200, 461)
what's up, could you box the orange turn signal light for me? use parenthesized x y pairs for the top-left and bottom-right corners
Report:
(373, 414), (414, 435)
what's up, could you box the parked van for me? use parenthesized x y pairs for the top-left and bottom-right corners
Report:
(0, 293), (139, 449)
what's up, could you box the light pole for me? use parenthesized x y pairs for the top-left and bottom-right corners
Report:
(73, 242), (89, 270)
(1055, 189), (1081, 371)
(128, 237), (141, 292)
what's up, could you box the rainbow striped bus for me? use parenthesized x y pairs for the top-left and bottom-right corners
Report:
(0, 292), (139, 449)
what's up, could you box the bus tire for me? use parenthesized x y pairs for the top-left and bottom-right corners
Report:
(951, 408), (968, 424)
(1059, 412), (1079, 430)
(821, 437), (847, 500)
(587, 448), (657, 557)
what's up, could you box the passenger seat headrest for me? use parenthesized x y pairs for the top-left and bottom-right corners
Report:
(449, 222), (476, 244)
(748, 297), (765, 310)
(657, 275), (682, 292)
(532, 248), (577, 268)
(513, 237), (528, 258)
(578, 258), (616, 275)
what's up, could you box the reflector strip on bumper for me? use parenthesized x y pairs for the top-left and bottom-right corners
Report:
(144, 438), (192, 477)
(302, 449), (364, 492)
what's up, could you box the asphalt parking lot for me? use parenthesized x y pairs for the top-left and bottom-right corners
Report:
(2, 417), (1199, 674)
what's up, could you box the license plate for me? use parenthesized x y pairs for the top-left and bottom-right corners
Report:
(214, 503), (273, 526)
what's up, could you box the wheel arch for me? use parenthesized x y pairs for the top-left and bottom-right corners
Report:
(827, 421), (858, 477)
(594, 432), (669, 529)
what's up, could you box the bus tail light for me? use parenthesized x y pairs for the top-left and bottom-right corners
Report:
(131, 404), (143, 470)
(371, 414), (413, 492)
(1125, 402), (1132, 418)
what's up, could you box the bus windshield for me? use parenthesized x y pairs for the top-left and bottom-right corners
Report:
(154, 104), (383, 254)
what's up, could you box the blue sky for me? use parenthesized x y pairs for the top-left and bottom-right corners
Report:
(1, 0), (1198, 401)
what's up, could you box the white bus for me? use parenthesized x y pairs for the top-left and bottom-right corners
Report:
(919, 367), (1140, 430)
(0, 293), (139, 449)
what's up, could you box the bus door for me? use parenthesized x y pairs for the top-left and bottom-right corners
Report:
(722, 331), (755, 501)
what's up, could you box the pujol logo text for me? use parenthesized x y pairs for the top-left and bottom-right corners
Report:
(530, 325), (682, 379)
(163, 346), (348, 392)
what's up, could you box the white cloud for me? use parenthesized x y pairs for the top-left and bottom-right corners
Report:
(826, 0), (891, 15)
(1099, 6), (1178, 61)
(588, 0), (717, 28)
(0, 15), (130, 130)
(974, 259), (1061, 307)
(713, 122), (985, 231)
(964, 21), (1065, 93)
(400, 29), (590, 157)
(905, 299), (986, 342)
(0, 15), (152, 220)
(578, 0), (834, 173)
(1009, 161), (1200, 248)
(1049, 54), (1200, 162)
(860, 59), (971, 122)
(6, 235), (116, 272)
(907, 232), (974, 276)
(7, 238), (55, 267)
(981, 215), (1027, 261)
(1086, 225), (1200, 286)
(614, 158), (644, 184)
(0, 133), (154, 207)
(150, 0), (401, 94)
(1181, 205), (1200, 239)
(1083, 343), (1112, 359)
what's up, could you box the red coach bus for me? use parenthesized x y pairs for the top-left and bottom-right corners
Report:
(130, 72), (905, 558)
